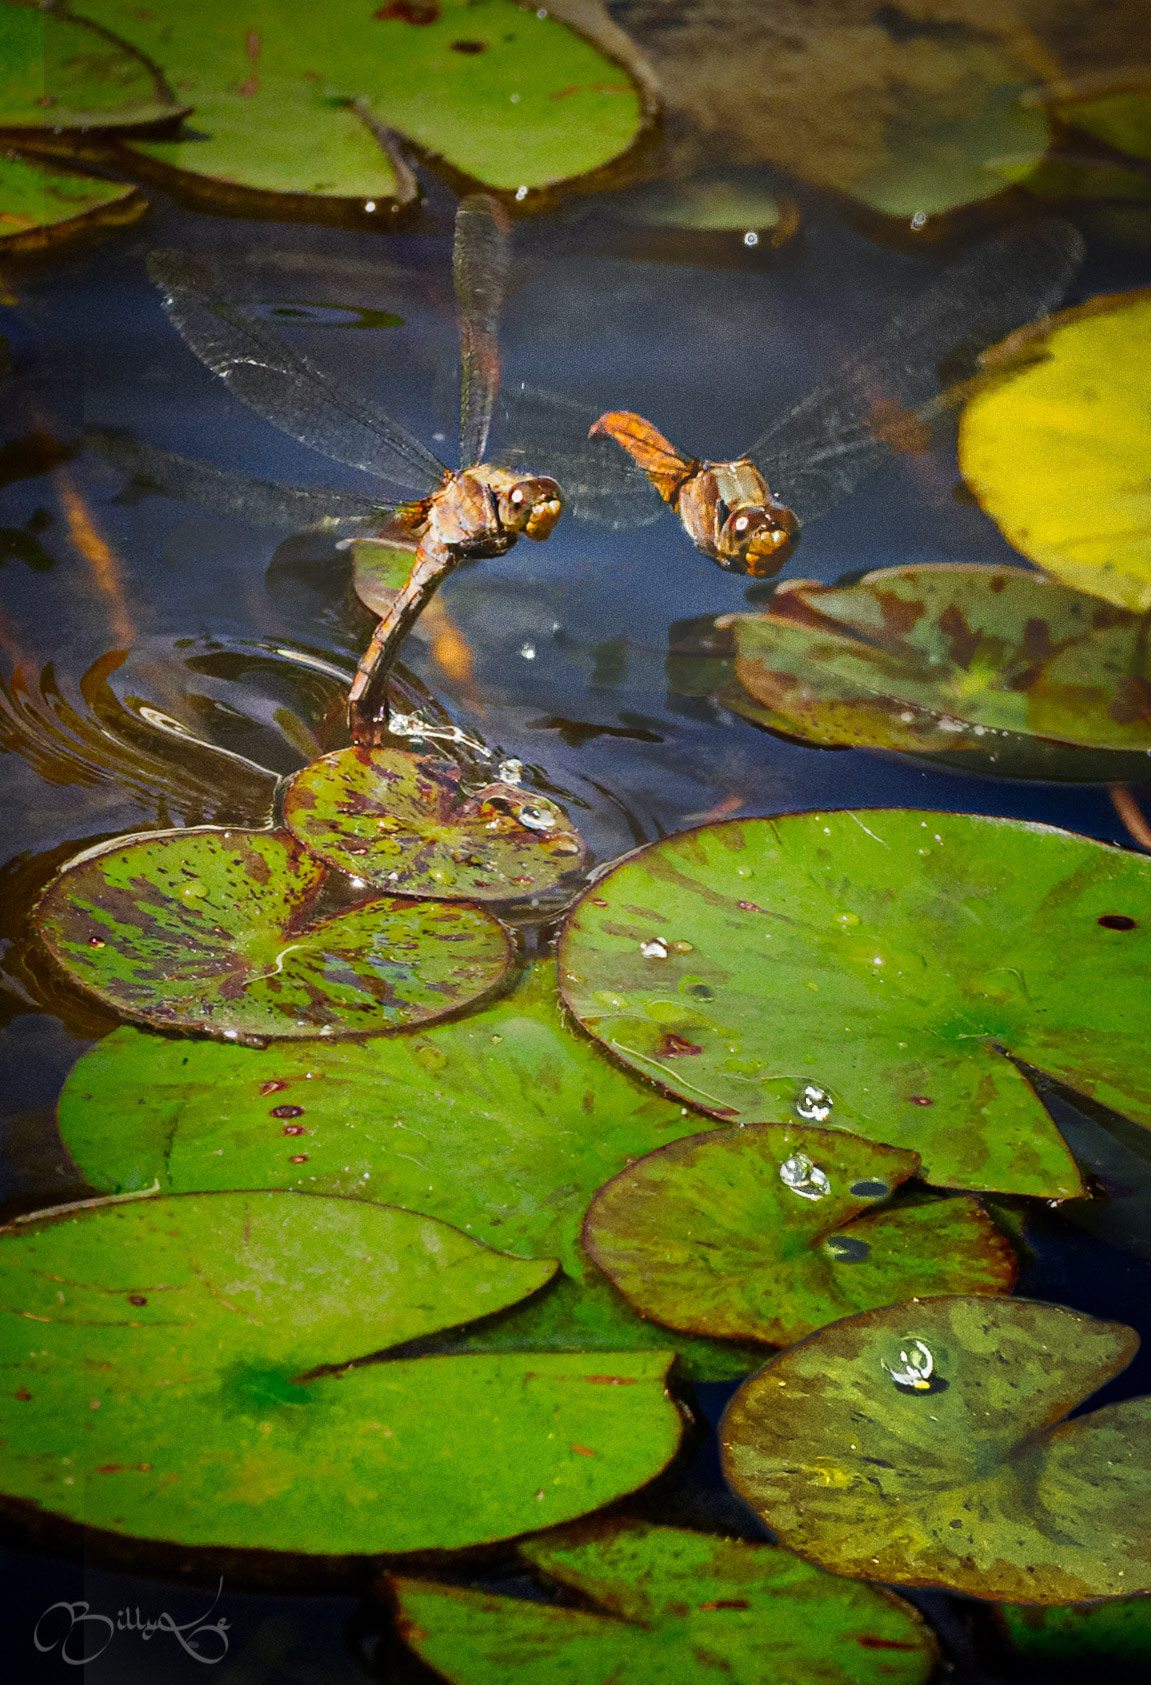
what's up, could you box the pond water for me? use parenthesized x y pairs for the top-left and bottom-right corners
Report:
(3, 127), (1151, 1685)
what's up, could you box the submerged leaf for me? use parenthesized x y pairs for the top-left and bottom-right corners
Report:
(283, 746), (586, 902)
(0, 4), (183, 130)
(558, 809), (1151, 1197)
(0, 1191), (682, 1554)
(0, 152), (144, 252)
(73, 0), (648, 207)
(721, 1295), (1151, 1602)
(56, 966), (755, 1380)
(392, 1516), (938, 1684)
(34, 826), (511, 1039)
(999, 1594), (1151, 1664)
(583, 1122), (1016, 1345)
(959, 290), (1151, 611)
(724, 565), (1151, 781)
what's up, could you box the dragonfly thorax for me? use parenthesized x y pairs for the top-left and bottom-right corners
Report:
(678, 459), (800, 578)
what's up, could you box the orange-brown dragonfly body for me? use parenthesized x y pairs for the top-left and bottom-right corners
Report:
(590, 411), (799, 577)
(590, 220), (1083, 581)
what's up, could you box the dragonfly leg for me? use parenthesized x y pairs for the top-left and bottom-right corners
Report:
(347, 533), (459, 744)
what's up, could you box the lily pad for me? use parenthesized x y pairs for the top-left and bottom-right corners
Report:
(613, 4), (1049, 229)
(720, 1295), (1151, 1603)
(0, 151), (144, 253)
(56, 966), (757, 1380)
(0, 1190), (683, 1555)
(0, 4), (183, 130)
(959, 290), (1151, 612)
(1000, 1594), (1151, 1665)
(558, 808), (1151, 1198)
(353, 534), (421, 620)
(723, 565), (1151, 781)
(33, 826), (511, 1040)
(73, 0), (648, 209)
(391, 1516), (938, 1684)
(1060, 81), (1151, 162)
(583, 1122), (1016, 1346)
(282, 746), (586, 903)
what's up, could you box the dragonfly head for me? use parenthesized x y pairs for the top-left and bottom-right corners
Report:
(716, 501), (800, 577)
(495, 471), (564, 541)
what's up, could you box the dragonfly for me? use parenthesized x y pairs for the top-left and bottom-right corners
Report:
(147, 196), (564, 742)
(586, 218), (1085, 578)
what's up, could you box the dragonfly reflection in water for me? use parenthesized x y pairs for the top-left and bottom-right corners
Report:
(586, 218), (1084, 578)
(147, 196), (563, 742)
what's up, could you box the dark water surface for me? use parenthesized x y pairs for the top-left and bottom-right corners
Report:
(3, 171), (1151, 1680)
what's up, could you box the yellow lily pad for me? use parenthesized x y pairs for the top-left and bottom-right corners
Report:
(959, 290), (1151, 611)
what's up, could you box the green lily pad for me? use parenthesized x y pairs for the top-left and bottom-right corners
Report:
(391, 1516), (938, 1684)
(723, 565), (1151, 781)
(617, 7), (1048, 230)
(73, 0), (648, 209)
(558, 808), (1151, 1198)
(721, 1294), (1151, 1603)
(0, 151), (144, 252)
(0, 1189), (683, 1555)
(0, 3), (183, 130)
(56, 966), (757, 1380)
(583, 1122), (1016, 1346)
(33, 826), (511, 1040)
(353, 534), (420, 620)
(1000, 1594), (1151, 1664)
(282, 746), (586, 903)
(959, 290), (1151, 612)
(1060, 81), (1151, 162)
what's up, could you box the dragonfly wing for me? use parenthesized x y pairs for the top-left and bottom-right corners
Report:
(746, 217), (1085, 527)
(147, 251), (447, 493)
(86, 427), (396, 535)
(454, 195), (510, 469)
(495, 385), (666, 529)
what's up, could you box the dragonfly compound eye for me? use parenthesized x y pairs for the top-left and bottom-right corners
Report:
(717, 503), (800, 577)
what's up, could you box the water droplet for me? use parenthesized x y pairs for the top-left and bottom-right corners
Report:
(779, 1152), (830, 1200)
(795, 1084), (833, 1122)
(269, 1104), (304, 1119)
(640, 937), (669, 959)
(498, 758), (524, 785)
(743, 230), (759, 247)
(517, 804), (555, 832)
(882, 1339), (934, 1390)
(835, 912), (860, 927)
(519, 641), (536, 660)
(515, 184), (529, 200)
(825, 1233), (871, 1262)
(850, 1179), (890, 1199)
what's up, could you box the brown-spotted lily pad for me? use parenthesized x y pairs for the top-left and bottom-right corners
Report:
(282, 746), (586, 903)
(391, 1516), (938, 1685)
(722, 565), (1151, 781)
(558, 809), (1151, 1199)
(582, 1123), (1015, 1346)
(721, 1295), (1151, 1603)
(0, 1190), (684, 1556)
(34, 826), (511, 1040)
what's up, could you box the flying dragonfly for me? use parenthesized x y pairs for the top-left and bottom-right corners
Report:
(587, 218), (1085, 578)
(147, 196), (563, 742)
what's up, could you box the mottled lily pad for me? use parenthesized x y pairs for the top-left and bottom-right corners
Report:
(34, 826), (511, 1040)
(723, 565), (1151, 781)
(0, 151), (144, 253)
(55, 966), (756, 1380)
(0, 4), (183, 130)
(282, 746), (586, 902)
(559, 809), (1151, 1198)
(391, 1516), (938, 1684)
(999, 1594), (1151, 1664)
(583, 1123), (1016, 1346)
(960, 290), (1151, 612)
(721, 1295), (1151, 1603)
(73, 0), (648, 209)
(0, 1190), (683, 1555)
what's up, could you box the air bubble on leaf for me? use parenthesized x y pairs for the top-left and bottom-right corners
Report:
(795, 1084), (833, 1122)
(779, 1152), (830, 1201)
(882, 1338), (935, 1391)
(640, 938), (669, 960)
